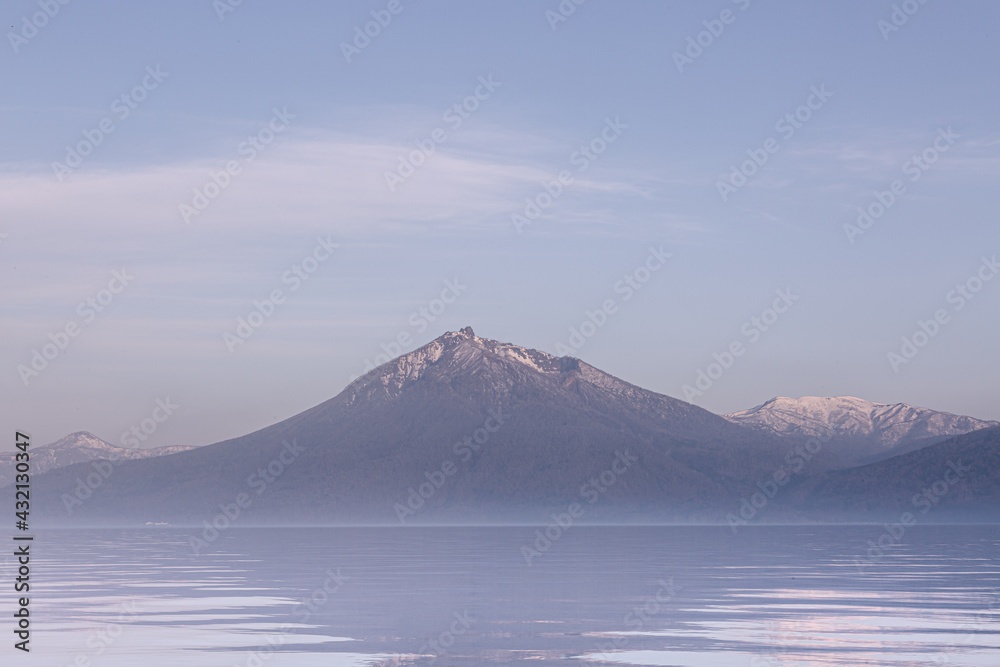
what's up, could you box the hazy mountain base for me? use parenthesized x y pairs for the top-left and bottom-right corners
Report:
(19, 329), (1000, 527)
(26, 427), (1000, 528)
(31, 427), (1000, 529)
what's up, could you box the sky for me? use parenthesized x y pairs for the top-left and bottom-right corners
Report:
(2, 0), (999, 450)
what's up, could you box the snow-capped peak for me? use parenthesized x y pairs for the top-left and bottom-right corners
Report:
(724, 395), (996, 448)
(352, 327), (569, 390)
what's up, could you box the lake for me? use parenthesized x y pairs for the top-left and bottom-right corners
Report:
(15, 525), (1000, 665)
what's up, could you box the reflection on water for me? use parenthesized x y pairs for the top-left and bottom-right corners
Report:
(20, 525), (1000, 665)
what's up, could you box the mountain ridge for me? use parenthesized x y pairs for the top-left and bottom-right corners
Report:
(723, 395), (997, 468)
(21, 328), (1000, 525)
(27, 328), (789, 524)
(0, 431), (193, 487)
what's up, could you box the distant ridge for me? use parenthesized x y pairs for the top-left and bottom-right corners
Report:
(724, 395), (997, 468)
(0, 431), (193, 487)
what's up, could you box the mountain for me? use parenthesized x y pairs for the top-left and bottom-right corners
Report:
(723, 396), (997, 469)
(783, 425), (1000, 522)
(25, 329), (1000, 526)
(29, 327), (795, 526)
(0, 431), (193, 487)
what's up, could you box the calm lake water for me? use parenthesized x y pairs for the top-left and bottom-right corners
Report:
(13, 525), (1000, 665)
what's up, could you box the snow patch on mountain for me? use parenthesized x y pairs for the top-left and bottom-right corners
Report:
(724, 396), (996, 448)
(0, 431), (194, 487)
(353, 326), (573, 397)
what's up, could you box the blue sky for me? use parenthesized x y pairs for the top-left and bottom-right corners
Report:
(3, 0), (999, 449)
